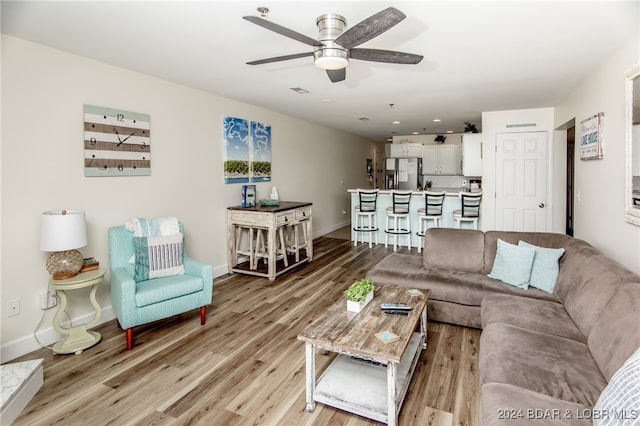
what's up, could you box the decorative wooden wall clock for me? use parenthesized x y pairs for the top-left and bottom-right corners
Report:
(83, 104), (151, 176)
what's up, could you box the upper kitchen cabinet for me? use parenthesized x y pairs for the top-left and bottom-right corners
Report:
(463, 133), (483, 176)
(387, 143), (423, 158)
(423, 145), (462, 175)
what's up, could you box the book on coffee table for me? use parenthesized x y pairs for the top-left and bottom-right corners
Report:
(375, 330), (400, 344)
(406, 289), (422, 297)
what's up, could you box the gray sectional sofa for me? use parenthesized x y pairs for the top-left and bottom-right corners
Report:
(365, 227), (640, 425)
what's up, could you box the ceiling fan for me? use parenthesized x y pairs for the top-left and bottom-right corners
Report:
(243, 7), (423, 83)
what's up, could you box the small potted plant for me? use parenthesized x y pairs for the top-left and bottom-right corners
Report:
(344, 279), (375, 313)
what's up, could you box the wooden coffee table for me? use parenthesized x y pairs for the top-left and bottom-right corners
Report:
(298, 283), (430, 426)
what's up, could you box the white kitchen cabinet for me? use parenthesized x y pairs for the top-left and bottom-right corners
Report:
(388, 143), (423, 158)
(422, 145), (462, 175)
(422, 146), (438, 174)
(462, 133), (483, 176)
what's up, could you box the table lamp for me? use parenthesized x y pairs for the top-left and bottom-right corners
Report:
(40, 209), (87, 280)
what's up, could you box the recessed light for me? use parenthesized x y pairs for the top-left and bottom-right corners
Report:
(392, 121), (400, 125)
(433, 119), (442, 122)
(412, 132), (419, 135)
(446, 130), (454, 133)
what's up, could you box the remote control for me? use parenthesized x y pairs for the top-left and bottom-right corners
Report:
(384, 310), (409, 316)
(380, 303), (412, 311)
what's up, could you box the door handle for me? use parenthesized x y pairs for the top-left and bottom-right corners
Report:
(539, 203), (545, 208)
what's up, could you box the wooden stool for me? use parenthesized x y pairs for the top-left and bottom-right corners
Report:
(254, 227), (288, 269)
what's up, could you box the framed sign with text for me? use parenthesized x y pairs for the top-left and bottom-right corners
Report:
(580, 112), (604, 160)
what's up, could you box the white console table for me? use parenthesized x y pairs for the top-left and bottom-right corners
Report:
(227, 201), (313, 280)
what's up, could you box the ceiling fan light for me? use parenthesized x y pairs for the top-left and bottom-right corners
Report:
(315, 56), (348, 70)
(314, 46), (348, 70)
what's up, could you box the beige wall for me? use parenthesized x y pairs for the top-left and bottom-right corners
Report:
(0, 35), (382, 360)
(554, 31), (640, 273)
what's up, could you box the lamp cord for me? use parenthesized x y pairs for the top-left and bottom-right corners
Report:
(33, 286), (73, 350)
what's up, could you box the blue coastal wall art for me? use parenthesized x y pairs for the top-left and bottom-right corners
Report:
(223, 116), (271, 184)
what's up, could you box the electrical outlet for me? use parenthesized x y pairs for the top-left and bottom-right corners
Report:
(40, 290), (57, 310)
(7, 299), (20, 317)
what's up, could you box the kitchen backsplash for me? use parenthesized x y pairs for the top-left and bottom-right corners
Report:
(424, 175), (481, 189)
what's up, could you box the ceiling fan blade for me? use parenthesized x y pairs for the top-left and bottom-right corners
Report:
(247, 52), (313, 66)
(326, 68), (346, 83)
(243, 16), (320, 47)
(335, 7), (406, 49)
(350, 48), (423, 64)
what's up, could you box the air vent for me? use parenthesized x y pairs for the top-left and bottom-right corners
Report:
(506, 123), (536, 128)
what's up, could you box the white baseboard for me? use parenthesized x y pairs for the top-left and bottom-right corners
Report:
(314, 219), (350, 239)
(1, 268), (231, 363)
(0, 306), (116, 363)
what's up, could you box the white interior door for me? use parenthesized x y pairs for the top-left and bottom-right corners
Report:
(495, 132), (548, 231)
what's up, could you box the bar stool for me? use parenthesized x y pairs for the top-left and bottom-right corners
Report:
(385, 190), (412, 251)
(234, 226), (255, 268)
(286, 216), (310, 262)
(453, 191), (483, 229)
(352, 189), (379, 248)
(416, 191), (445, 253)
(253, 227), (288, 269)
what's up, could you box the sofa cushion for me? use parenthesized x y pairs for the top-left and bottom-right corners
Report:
(593, 345), (640, 426)
(483, 231), (569, 274)
(428, 299), (482, 329)
(518, 241), (565, 293)
(481, 383), (592, 426)
(481, 294), (585, 342)
(587, 282), (640, 381)
(479, 323), (607, 406)
(366, 253), (558, 307)
(560, 251), (639, 338)
(423, 228), (484, 273)
(487, 239), (535, 289)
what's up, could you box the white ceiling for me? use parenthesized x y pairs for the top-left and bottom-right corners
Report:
(2, 1), (638, 141)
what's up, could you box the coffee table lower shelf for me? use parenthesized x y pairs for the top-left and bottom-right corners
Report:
(310, 332), (423, 424)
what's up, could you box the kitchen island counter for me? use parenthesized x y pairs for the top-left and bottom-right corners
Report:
(349, 189), (482, 248)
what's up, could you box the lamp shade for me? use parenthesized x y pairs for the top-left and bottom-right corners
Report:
(40, 210), (87, 252)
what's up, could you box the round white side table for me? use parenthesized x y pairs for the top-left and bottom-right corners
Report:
(49, 269), (105, 355)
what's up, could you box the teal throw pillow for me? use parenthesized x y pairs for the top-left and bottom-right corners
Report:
(488, 239), (535, 289)
(518, 241), (565, 293)
(133, 233), (185, 282)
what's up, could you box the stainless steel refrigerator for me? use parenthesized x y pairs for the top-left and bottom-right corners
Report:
(385, 157), (422, 190)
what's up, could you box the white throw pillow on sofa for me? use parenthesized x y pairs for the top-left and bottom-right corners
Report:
(593, 345), (640, 425)
(488, 239), (536, 289)
(518, 241), (565, 293)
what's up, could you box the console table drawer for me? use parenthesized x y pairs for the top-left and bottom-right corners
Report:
(276, 212), (294, 225)
(296, 207), (312, 220)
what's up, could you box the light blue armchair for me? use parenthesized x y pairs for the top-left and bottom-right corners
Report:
(108, 222), (213, 350)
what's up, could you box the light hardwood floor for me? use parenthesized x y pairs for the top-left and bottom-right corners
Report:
(12, 235), (480, 426)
